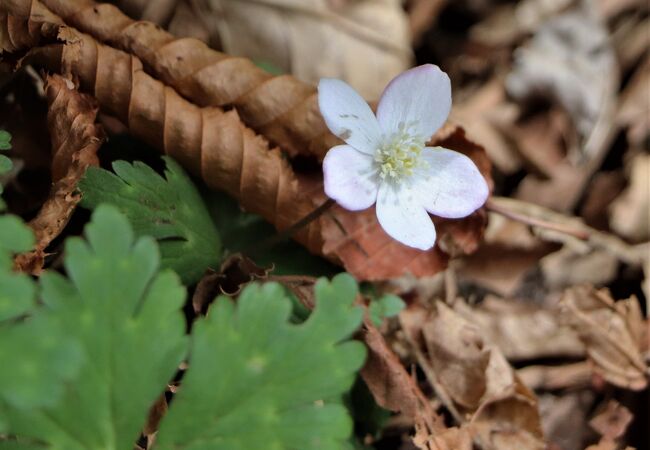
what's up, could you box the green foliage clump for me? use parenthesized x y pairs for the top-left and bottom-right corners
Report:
(0, 206), (365, 449)
(80, 155), (338, 281)
(368, 294), (405, 326)
(156, 275), (366, 450)
(79, 157), (222, 284)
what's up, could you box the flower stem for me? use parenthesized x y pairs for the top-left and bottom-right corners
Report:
(245, 199), (335, 255)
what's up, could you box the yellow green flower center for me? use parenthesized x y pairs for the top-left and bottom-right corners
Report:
(375, 125), (427, 181)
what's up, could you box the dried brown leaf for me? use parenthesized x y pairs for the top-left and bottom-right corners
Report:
(561, 285), (649, 390)
(192, 254), (271, 314)
(23, 0), (341, 160)
(14, 74), (102, 273)
(401, 301), (546, 450)
(361, 319), (445, 433)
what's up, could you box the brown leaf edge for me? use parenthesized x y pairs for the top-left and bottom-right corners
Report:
(14, 73), (102, 273)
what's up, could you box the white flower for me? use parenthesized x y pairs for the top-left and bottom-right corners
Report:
(319, 64), (489, 250)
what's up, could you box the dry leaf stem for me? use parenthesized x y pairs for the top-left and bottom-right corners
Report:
(486, 196), (645, 266)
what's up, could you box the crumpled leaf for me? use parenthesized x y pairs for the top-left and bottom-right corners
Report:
(560, 285), (648, 390)
(13, 74), (102, 274)
(79, 157), (221, 284)
(155, 274), (367, 449)
(0, 205), (189, 448)
(400, 301), (545, 450)
(2, 4), (491, 280)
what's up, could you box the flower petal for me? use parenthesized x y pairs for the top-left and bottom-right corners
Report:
(376, 64), (451, 140)
(414, 147), (489, 218)
(376, 182), (436, 250)
(318, 78), (382, 154)
(323, 145), (379, 211)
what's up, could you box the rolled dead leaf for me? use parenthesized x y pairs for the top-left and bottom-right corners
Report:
(560, 285), (649, 390)
(22, 0), (338, 160)
(14, 74), (102, 273)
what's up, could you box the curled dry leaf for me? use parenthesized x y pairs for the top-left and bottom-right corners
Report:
(560, 285), (648, 390)
(2, 2), (491, 281)
(30, 0), (339, 160)
(14, 74), (102, 273)
(110, 0), (411, 98)
(400, 301), (545, 450)
(34, 0), (469, 163)
(192, 254), (271, 314)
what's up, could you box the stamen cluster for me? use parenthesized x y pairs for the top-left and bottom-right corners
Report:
(374, 123), (427, 181)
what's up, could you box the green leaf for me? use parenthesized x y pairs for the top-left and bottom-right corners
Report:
(0, 315), (82, 410)
(368, 294), (405, 326)
(79, 157), (221, 284)
(0, 215), (35, 320)
(0, 155), (11, 174)
(156, 273), (366, 450)
(0, 205), (188, 449)
(0, 130), (10, 151)
(0, 213), (81, 412)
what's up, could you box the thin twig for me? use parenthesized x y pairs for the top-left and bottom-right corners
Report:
(486, 197), (591, 240)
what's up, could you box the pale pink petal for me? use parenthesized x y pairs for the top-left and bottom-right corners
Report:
(323, 145), (379, 211)
(318, 78), (382, 154)
(376, 183), (436, 250)
(414, 147), (489, 218)
(376, 64), (451, 140)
